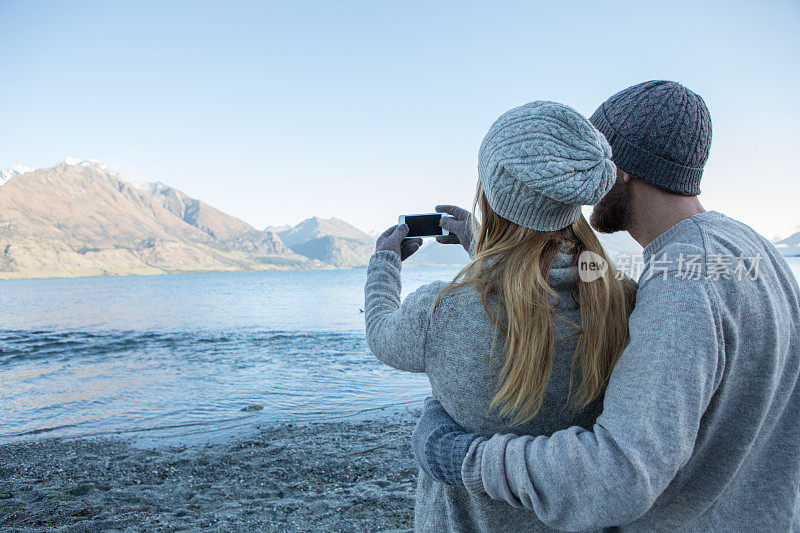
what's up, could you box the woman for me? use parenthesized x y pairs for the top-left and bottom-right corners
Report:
(364, 101), (636, 532)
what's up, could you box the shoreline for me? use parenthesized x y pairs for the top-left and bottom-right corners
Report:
(0, 416), (420, 532)
(0, 263), (340, 282)
(0, 261), (472, 282)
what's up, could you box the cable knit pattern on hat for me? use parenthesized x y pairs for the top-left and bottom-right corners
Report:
(478, 101), (616, 231)
(589, 80), (712, 195)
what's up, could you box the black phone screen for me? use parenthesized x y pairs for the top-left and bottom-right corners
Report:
(404, 214), (443, 237)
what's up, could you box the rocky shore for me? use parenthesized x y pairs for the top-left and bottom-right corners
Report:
(0, 418), (420, 532)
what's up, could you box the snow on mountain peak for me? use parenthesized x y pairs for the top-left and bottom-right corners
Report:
(0, 158), (158, 192)
(61, 157), (154, 189)
(0, 164), (35, 186)
(63, 157), (110, 171)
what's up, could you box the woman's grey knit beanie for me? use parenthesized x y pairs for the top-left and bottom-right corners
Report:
(478, 101), (616, 232)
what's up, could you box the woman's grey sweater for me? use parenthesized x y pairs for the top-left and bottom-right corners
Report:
(364, 247), (601, 532)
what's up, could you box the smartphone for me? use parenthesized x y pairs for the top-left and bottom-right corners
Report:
(398, 213), (446, 238)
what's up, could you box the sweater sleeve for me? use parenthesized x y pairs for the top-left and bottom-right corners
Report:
(468, 234), (477, 260)
(364, 249), (441, 373)
(460, 270), (724, 531)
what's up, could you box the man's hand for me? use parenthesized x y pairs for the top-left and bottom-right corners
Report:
(435, 205), (477, 254)
(412, 397), (479, 486)
(375, 224), (422, 261)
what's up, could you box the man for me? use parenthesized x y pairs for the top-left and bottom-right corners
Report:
(412, 80), (800, 531)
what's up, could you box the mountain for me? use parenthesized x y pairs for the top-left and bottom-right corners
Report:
(274, 216), (371, 247)
(0, 160), (373, 279)
(0, 164), (33, 186)
(17, 158), (790, 279)
(776, 232), (800, 246)
(145, 182), (316, 262)
(0, 161), (301, 278)
(147, 182), (253, 240)
(289, 235), (374, 268)
(224, 229), (310, 264)
(774, 231), (800, 257)
(272, 216), (375, 267)
(263, 224), (292, 234)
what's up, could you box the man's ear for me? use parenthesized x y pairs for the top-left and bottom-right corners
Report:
(614, 167), (631, 184)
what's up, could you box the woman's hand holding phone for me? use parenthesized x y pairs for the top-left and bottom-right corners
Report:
(375, 224), (422, 261)
(435, 205), (475, 254)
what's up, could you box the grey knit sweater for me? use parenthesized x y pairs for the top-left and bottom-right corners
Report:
(459, 211), (800, 531)
(364, 246), (603, 532)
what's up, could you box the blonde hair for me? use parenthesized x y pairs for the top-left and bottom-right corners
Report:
(430, 181), (636, 426)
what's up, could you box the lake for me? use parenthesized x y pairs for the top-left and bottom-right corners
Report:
(0, 264), (463, 445)
(2, 257), (799, 445)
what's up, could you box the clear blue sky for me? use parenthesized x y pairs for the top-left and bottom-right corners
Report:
(1, 0), (798, 237)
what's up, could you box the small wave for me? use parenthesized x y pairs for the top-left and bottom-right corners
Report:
(0, 329), (368, 364)
(12, 421), (82, 437)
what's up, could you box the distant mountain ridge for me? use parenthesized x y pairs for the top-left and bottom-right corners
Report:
(148, 182), (254, 241)
(0, 160), (374, 279)
(267, 216), (374, 267)
(270, 216), (371, 247)
(1, 159), (796, 279)
(774, 230), (800, 257)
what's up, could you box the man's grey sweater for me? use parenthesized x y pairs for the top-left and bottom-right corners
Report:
(365, 246), (605, 532)
(458, 211), (800, 531)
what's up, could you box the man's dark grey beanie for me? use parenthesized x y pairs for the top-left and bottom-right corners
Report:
(589, 80), (712, 196)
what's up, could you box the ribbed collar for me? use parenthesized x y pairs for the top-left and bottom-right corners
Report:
(642, 210), (724, 262)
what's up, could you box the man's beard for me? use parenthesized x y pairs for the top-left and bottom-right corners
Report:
(590, 178), (633, 234)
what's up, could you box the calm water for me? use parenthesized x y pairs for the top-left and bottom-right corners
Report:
(0, 264), (463, 444)
(2, 257), (800, 445)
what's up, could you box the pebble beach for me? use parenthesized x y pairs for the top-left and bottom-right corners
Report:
(0, 417), (420, 532)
